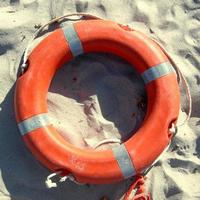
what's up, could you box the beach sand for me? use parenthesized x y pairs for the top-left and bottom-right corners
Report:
(0, 0), (200, 199)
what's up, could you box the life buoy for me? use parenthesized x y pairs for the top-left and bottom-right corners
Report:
(14, 19), (180, 184)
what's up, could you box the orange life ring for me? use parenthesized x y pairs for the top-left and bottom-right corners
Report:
(14, 19), (180, 184)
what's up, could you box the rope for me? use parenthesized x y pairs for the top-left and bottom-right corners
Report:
(94, 138), (121, 149)
(123, 175), (151, 200)
(21, 13), (102, 73)
(20, 13), (192, 199)
(45, 170), (85, 188)
(152, 39), (192, 128)
(45, 171), (62, 188)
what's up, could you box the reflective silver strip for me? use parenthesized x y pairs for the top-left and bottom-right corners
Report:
(112, 144), (136, 179)
(141, 62), (175, 84)
(18, 113), (51, 136)
(62, 24), (83, 57)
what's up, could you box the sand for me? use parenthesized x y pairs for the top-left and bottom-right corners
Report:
(0, 0), (200, 199)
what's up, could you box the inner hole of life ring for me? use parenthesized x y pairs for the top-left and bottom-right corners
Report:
(48, 53), (147, 150)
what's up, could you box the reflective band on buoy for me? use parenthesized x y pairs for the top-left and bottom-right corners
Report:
(18, 113), (51, 135)
(14, 19), (180, 184)
(141, 62), (175, 84)
(112, 145), (136, 178)
(62, 24), (83, 57)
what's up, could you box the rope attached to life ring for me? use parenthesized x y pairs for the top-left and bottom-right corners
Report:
(19, 13), (192, 200)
